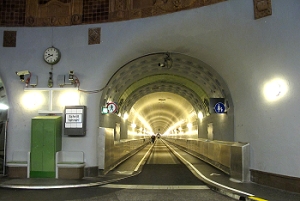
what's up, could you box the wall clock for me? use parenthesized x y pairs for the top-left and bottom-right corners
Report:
(43, 46), (61, 65)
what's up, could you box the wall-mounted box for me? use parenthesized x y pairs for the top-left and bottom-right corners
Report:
(64, 106), (86, 136)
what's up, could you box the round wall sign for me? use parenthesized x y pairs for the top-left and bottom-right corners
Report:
(214, 102), (225, 113)
(107, 102), (118, 113)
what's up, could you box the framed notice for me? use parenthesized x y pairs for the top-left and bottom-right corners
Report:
(64, 106), (86, 136)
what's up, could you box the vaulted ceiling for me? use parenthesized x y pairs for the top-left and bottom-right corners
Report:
(102, 52), (232, 134)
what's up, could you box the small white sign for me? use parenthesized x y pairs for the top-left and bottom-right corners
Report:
(66, 114), (82, 123)
(65, 110), (83, 128)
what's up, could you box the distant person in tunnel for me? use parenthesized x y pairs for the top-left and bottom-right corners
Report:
(151, 134), (156, 143)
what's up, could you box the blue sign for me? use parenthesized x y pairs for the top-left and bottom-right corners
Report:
(214, 102), (226, 113)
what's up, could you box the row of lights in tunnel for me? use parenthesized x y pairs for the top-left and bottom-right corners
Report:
(127, 110), (203, 136)
(129, 122), (196, 136)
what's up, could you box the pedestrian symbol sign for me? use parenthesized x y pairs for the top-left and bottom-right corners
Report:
(214, 102), (225, 113)
(107, 102), (118, 113)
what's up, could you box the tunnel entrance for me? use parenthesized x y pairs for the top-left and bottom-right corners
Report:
(99, 52), (233, 141)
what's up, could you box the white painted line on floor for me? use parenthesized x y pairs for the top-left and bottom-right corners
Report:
(100, 184), (210, 190)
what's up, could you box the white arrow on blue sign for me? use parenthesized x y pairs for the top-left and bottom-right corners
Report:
(214, 102), (226, 113)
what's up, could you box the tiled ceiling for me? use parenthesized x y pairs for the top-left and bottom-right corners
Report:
(102, 52), (230, 134)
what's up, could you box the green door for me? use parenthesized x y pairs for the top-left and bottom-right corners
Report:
(30, 116), (62, 178)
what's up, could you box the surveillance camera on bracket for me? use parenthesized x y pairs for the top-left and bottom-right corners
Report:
(16, 70), (30, 83)
(16, 70), (30, 76)
(15, 70), (38, 87)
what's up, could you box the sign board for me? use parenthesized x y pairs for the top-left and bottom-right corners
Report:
(214, 102), (226, 114)
(65, 109), (83, 128)
(64, 106), (86, 136)
(107, 102), (118, 113)
(209, 98), (225, 113)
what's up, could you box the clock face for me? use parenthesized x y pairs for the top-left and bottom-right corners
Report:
(43, 47), (61, 65)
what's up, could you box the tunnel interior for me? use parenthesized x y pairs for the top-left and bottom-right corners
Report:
(99, 52), (234, 141)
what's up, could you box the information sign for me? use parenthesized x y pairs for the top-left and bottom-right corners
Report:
(214, 102), (226, 113)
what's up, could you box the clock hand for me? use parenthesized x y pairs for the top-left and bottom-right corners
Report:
(46, 54), (53, 59)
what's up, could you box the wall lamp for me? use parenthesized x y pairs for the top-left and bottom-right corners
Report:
(264, 78), (288, 101)
(158, 52), (173, 69)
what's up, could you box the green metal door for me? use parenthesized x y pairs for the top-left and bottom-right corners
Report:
(30, 116), (62, 178)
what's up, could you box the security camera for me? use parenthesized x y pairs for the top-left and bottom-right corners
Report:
(16, 70), (30, 76)
(16, 70), (31, 83)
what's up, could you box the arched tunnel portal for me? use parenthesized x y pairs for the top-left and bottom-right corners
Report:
(99, 52), (234, 141)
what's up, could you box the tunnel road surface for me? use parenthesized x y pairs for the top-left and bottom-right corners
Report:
(110, 139), (207, 186)
(100, 139), (236, 201)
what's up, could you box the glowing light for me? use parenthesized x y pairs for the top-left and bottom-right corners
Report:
(198, 111), (204, 120)
(123, 112), (128, 120)
(129, 108), (154, 134)
(59, 91), (79, 106)
(187, 123), (193, 129)
(0, 103), (9, 110)
(131, 123), (136, 128)
(22, 92), (44, 109)
(264, 78), (288, 101)
(101, 107), (108, 114)
(163, 119), (185, 135)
